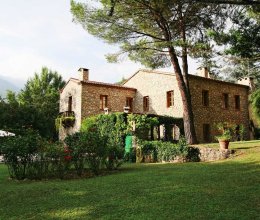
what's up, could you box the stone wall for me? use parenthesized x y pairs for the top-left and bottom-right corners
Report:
(81, 83), (136, 119)
(196, 146), (232, 162)
(124, 70), (183, 117)
(189, 75), (250, 143)
(59, 80), (82, 140)
(59, 69), (250, 143)
(124, 70), (250, 143)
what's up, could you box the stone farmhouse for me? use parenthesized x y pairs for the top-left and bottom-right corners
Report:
(59, 67), (252, 142)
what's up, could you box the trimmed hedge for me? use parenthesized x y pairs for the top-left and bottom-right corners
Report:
(138, 137), (200, 163)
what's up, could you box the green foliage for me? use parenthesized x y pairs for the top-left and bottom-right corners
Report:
(71, 0), (228, 69)
(250, 89), (260, 123)
(1, 129), (42, 180)
(80, 116), (97, 132)
(0, 128), (72, 180)
(71, 0), (230, 143)
(239, 124), (246, 141)
(115, 77), (128, 85)
(65, 131), (108, 175)
(210, 7), (260, 86)
(0, 67), (65, 140)
(80, 131), (107, 175)
(64, 132), (86, 176)
(215, 122), (234, 141)
(44, 142), (71, 179)
(55, 115), (76, 131)
(82, 113), (127, 170)
(186, 147), (201, 162)
(138, 137), (190, 163)
(127, 114), (159, 139)
(0, 141), (260, 219)
(214, 122), (245, 141)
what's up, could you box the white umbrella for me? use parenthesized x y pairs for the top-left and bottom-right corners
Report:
(0, 130), (15, 137)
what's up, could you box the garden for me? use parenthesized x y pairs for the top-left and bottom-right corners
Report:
(0, 113), (191, 180)
(0, 140), (259, 219)
(0, 113), (259, 219)
(0, 113), (250, 181)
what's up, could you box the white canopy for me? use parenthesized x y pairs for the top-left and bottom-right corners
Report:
(0, 130), (15, 137)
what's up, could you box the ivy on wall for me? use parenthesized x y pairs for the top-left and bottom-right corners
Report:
(81, 113), (183, 143)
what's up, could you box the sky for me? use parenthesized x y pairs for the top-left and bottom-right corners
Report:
(0, 0), (199, 86)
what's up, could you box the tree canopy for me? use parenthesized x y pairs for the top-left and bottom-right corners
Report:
(210, 6), (260, 87)
(71, 0), (231, 143)
(0, 67), (65, 139)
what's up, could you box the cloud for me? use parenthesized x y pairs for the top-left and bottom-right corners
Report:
(0, 0), (199, 86)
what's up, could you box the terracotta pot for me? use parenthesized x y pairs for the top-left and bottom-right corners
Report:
(218, 140), (230, 150)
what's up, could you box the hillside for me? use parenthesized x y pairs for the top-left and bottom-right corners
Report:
(0, 78), (20, 98)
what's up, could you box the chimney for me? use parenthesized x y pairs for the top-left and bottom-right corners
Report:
(78, 68), (89, 81)
(197, 67), (210, 78)
(237, 77), (255, 90)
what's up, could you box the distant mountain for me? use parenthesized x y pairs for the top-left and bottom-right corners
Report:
(0, 78), (20, 98)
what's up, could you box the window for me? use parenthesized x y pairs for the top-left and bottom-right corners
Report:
(143, 96), (149, 112)
(126, 97), (133, 112)
(68, 96), (72, 112)
(202, 90), (209, 107)
(235, 95), (240, 110)
(223, 93), (229, 109)
(203, 124), (211, 142)
(166, 90), (174, 107)
(100, 95), (108, 110)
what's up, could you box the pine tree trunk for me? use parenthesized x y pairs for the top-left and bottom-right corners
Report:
(168, 46), (198, 144)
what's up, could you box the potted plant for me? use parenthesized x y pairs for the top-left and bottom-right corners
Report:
(215, 122), (233, 150)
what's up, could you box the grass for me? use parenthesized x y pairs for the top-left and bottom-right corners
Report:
(0, 141), (259, 220)
(196, 140), (260, 149)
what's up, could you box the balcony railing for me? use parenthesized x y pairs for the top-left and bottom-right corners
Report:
(58, 111), (75, 117)
(57, 111), (75, 128)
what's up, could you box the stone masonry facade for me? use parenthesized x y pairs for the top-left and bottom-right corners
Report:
(59, 68), (250, 143)
(124, 70), (183, 117)
(81, 82), (136, 118)
(59, 68), (136, 140)
(124, 69), (250, 143)
(189, 75), (249, 142)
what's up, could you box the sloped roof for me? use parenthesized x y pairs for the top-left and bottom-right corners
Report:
(123, 69), (249, 89)
(60, 78), (136, 93)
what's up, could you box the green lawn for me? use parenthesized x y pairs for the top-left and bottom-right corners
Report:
(0, 141), (259, 220)
(195, 140), (260, 149)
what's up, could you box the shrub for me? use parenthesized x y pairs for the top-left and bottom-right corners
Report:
(64, 132), (86, 176)
(186, 147), (201, 162)
(1, 129), (72, 180)
(81, 116), (97, 132)
(139, 137), (189, 163)
(105, 145), (125, 170)
(44, 142), (71, 179)
(138, 140), (158, 162)
(156, 141), (179, 162)
(80, 131), (107, 175)
(81, 113), (126, 170)
(1, 129), (42, 180)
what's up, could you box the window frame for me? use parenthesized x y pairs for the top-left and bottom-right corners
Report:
(235, 95), (240, 110)
(223, 93), (229, 109)
(166, 90), (174, 108)
(126, 97), (133, 112)
(100, 95), (108, 110)
(68, 96), (72, 112)
(143, 96), (149, 112)
(202, 90), (209, 107)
